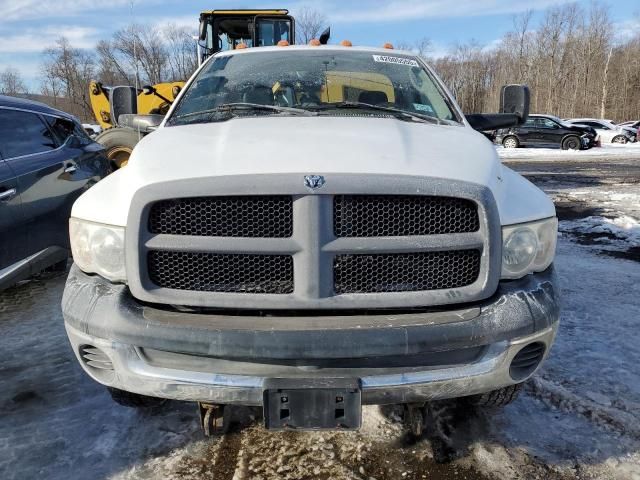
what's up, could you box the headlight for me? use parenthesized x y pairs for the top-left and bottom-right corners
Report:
(69, 218), (126, 282)
(501, 217), (557, 279)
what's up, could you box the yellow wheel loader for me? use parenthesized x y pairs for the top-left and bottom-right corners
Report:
(90, 9), (299, 168)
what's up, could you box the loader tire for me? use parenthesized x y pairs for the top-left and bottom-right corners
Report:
(95, 127), (144, 169)
(107, 387), (166, 408)
(468, 383), (523, 408)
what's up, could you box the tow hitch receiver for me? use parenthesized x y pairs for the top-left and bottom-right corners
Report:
(263, 378), (361, 430)
(198, 402), (225, 436)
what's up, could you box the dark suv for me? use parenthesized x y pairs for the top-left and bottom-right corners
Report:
(495, 114), (596, 150)
(0, 95), (110, 289)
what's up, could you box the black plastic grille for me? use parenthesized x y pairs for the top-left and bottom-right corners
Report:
(149, 196), (293, 237)
(334, 250), (481, 294)
(334, 195), (479, 237)
(147, 251), (293, 294)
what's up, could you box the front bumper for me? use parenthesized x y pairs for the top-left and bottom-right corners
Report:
(582, 135), (595, 148)
(63, 265), (560, 406)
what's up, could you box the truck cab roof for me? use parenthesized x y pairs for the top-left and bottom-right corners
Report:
(214, 44), (418, 58)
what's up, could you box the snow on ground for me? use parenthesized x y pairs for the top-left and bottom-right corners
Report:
(473, 239), (640, 480)
(530, 174), (640, 257)
(561, 214), (640, 251)
(497, 142), (640, 161)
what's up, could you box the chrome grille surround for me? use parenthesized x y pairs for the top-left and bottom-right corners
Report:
(126, 174), (501, 310)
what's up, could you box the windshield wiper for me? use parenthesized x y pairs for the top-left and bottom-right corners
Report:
(308, 102), (446, 124)
(215, 103), (314, 115)
(169, 102), (315, 125)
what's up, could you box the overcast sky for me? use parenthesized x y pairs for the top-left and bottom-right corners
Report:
(1, 0), (638, 90)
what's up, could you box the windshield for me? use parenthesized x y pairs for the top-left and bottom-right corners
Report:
(167, 50), (460, 126)
(545, 114), (572, 128)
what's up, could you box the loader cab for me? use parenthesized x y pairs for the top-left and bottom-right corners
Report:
(198, 9), (295, 64)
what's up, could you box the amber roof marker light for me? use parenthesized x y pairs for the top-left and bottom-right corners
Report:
(309, 39), (321, 46)
(235, 43), (248, 50)
(340, 40), (353, 47)
(383, 43), (394, 49)
(277, 40), (290, 47)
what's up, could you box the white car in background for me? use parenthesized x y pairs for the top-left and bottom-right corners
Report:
(82, 123), (102, 138)
(565, 118), (636, 144)
(619, 120), (640, 138)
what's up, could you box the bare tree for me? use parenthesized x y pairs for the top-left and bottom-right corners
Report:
(112, 24), (168, 85)
(295, 7), (327, 44)
(163, 23), (198, 82)
(0, 67), (27, 96)
(433, 41), (491, 114)
(600, 47), (613, 119)
(408, 3), (640, 121)
(414, 38), (432, 58)
(41, 37), (95, 120)
(94, 24), (197, 86)
(512, 10), (533, 80)
(396, 37), (431, 58)
(96, 39), (132, 85)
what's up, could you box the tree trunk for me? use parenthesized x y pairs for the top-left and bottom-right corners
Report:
(600, 47), (613, 119)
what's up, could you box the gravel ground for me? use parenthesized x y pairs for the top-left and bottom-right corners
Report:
(1, 156), (639, 480)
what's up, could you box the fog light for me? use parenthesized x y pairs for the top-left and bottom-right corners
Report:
(510, 342), (545, 381)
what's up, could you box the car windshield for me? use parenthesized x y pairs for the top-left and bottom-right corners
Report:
(167, 49), (461, 126)
(546, 115), (572, 128)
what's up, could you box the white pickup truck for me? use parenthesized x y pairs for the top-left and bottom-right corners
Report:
(62, 45), (559, 433)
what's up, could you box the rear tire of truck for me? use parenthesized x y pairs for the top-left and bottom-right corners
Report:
(502, 136), (519, 149)
(468, 383), (523, 408)
(561, 135), (581, 151)
(95, 128), (144, 169)
(612, 135), (627, 144)
(107, 387), (166, 408)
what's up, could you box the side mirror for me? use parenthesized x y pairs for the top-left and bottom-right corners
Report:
(66, 134), (82, 148)
(319, 27), (331, 45)
(499, 84), (530, 120)
(466, 84), (530, 132)
(118, 114), (164, 133)
(110, 85), (138, 126)
(142, 85), (155, 96)
(198, 18), (207, 41)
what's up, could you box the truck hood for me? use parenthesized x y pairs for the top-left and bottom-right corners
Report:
(73, 116), (554, 226)
(134, 116), (498, 183)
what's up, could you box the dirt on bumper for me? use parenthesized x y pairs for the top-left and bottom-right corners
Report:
(62, 265), (560, 404)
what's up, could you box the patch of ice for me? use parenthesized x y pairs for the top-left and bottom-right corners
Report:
(560, 215), (640, 247)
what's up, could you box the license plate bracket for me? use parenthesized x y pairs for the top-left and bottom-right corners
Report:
(263, 378), (361, 430)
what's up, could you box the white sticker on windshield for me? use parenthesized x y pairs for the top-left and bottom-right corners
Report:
(372, 55), (419, 67)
